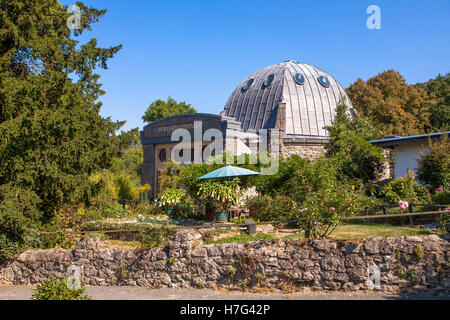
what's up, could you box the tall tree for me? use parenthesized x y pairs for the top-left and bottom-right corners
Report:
(416, 73), (450, 132)
(325, 98), (385, 183)
(0, 0), (122, 227)
(142, 96), (196, 122)
(346, 70), (436, 136)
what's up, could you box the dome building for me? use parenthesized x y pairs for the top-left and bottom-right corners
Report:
(141, 61), (354, 196)
(222, 60), (355, 158)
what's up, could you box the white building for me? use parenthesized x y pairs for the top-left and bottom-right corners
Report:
(370, 132), (449, 180)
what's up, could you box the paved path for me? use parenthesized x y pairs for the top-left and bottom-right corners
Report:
(0, 285), (448, 300)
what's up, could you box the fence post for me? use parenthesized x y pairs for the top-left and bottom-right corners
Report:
(437, 206), (442, 229)
(408, 204), (414, 225)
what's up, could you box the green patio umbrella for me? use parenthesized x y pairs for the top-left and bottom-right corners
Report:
(197, 164), (260, 180)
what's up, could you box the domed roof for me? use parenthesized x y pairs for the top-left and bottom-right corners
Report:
(222, 61), (353, 137)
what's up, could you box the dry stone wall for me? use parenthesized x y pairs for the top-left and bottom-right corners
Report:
(281, 145), (325, 160)
(0, 230), (448, 294)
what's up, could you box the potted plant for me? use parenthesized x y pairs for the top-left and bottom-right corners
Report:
(197, 178), (242, 222)
(158, 188), (187, 218)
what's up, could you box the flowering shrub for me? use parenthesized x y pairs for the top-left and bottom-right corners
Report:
(158, 188), (187, 207)
(295, 185), (376, 239)
(236, 186), (260, 208)
(197, 178), (242, 212)
(381, 171), (428, 204)
(398, 200), (409, 210)
(138, 184), (152, 203)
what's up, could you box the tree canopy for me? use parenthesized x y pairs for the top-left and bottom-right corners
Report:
(142, 96), (196, 122)
(324, 98), (385, 183)
(346, 70), (436, 136)
(416, 73), (450, 132)
(0, 0), (123, 230)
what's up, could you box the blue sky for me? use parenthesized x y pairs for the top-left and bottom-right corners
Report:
(60, 0), (450, 132)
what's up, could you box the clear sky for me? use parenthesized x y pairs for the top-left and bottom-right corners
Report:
(60, 0), (450, 132)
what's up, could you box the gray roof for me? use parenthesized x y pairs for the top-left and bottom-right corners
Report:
(370, 132), (450, 147)
(222, 61), (353, 137)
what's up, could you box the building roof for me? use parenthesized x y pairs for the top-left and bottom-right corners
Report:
(370, 132), (450, 147)
(222, 61), (354, 137)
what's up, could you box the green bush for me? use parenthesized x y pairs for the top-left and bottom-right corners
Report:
(324, 98), (385, 183)
(247, 195), (295, 221)
(295, 186), (375, 239)
(100, 202), (124, 217)
(32, 278), (90, 300)
(438, 212), (449, 234)
(138, 226), (171, 248)
(381, 172), (428, 204)
(417, 135), (450, 189)
(432, 192), (450, 205)
(0, 189), (43, 262)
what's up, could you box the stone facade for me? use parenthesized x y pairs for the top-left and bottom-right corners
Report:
(1, 231), (448, 294)
(281, 145), (325, 160)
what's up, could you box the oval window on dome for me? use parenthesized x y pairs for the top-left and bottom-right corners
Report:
(294, 73), (305, 85)
(318, 76), (331, 88)
(263, 74), (275, 88)
(242, 78), (254, 91)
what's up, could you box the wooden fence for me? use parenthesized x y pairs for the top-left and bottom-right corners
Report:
(40, 203), (448, 236)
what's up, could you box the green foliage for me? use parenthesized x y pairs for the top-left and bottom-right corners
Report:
(177, 152), (278, 197)
(41, 206), (88, 249)
(417, 73), (450, 131)
(267, 156), (379, 238)
(347, 70), (436, 136)
(438, 212), (449, 235)
(115, 172), (139, 200)
(138, 226), (170, 248)
(0, 187), (43, 262)
(101, 202), (125, 217)
(0, 1), (122, 229)
(246, 155), (303, 196)
(0, 228), (41, 264)
(110, 147), (143, 180)
(197, 178), (242, 212)
(142, 97), (196, 122)
(382, 171), (428, 205)
(204, 232), (274, 245)
(296, 185), (375, 239)
(89, 145), (143, 202)
(246, 195), (295, 221)
(324, 98), (385, 183)
(158, 188), (187, 207)
(417, 135), (450, 189)
(159, 162), (184, 191)
(32, 278), (90, 300)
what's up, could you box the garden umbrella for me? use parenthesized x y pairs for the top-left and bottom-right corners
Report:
(197, 164), (260, 180)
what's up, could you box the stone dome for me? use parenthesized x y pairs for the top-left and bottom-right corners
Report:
(222, 61), (353, 138)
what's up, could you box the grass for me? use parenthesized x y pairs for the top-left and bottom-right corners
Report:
(106, 240), (142, 249)
(102, 223), (436, 247)
(204, 232), (275, 245)
(281, 223), (434, 241)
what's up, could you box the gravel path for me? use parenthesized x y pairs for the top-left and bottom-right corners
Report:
(0, 285), (448, 300)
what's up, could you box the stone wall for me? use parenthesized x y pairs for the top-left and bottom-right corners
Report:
(0, 230), (448, 294)
(281, 145), (325, 160)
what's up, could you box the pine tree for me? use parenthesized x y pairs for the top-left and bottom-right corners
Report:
(0, 0), (122, 226)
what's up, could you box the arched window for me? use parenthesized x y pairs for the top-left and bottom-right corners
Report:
(159, 149), (166, 162)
